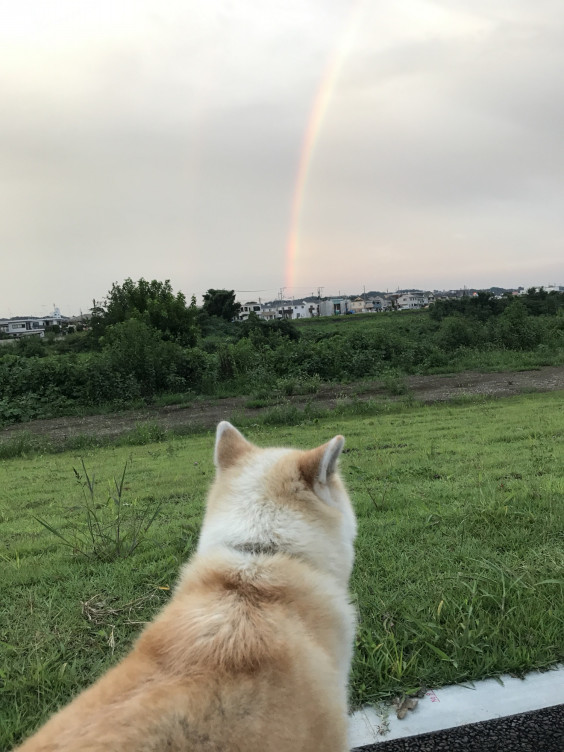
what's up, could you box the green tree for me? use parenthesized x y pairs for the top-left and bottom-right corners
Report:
(494, 300), (538, 349)
(101, 319), (181, 396)
(202, 289), (241, 321)
(91, 278), (198, 346)
(435, 315), (476, 350)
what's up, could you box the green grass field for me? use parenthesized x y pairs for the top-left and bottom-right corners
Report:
(1, 392), (563, 748)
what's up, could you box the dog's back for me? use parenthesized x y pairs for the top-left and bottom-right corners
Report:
(15, 422), (357, 752)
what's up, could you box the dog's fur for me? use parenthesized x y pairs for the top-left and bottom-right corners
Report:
(15, 422), (357, 752)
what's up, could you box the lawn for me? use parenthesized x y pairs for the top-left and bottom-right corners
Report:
(1, 392), (563, 748)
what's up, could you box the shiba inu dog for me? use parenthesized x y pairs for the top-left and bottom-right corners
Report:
(16, 421), (357, 752)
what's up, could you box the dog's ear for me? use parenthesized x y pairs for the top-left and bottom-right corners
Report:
(299, 435), (345, 487)
(214, 421), (253, 470)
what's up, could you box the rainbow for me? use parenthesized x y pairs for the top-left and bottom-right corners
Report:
(284, 2), (364, 294)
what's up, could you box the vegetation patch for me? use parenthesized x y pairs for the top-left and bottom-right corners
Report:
(2, 282), (564, 427)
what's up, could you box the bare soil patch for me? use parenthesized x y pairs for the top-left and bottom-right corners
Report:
(2, 366), (564, 446)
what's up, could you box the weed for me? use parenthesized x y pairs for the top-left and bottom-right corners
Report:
(244, 397), (280, 409)
(152, 391), (195, 408)
(117, 422), (168, 446)
(382, 371), (410, 396)
(276, 374), (322, 397)
(35, 460), (162, 561)
(0, 431), (52, 459)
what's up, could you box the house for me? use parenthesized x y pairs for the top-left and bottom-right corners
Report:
(290, 302), (318, 319)
(258, 305), (293, 320)
(0, 310), (68, 338)
(368, 296), (391, 312)
(258, 301), (318, 320)
(237, 302), (262, 321)
(318, 298), (351, 316)
(349, 297), (366, 314)
(259, 307), (279, 321)
(395, 293), (428, 310)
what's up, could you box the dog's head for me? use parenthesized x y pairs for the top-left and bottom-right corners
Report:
(197, 422), (357, 586)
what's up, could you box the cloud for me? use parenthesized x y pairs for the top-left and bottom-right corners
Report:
(0, 0), (563, 313)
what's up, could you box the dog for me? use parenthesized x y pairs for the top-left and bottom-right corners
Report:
(15, 421), (357, 751)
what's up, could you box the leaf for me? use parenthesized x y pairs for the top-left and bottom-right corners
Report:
(424, 642), (452, 662)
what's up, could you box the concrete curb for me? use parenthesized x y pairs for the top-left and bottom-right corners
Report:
(349, 664), (564, 749)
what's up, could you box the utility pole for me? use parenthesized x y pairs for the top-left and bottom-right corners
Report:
(317, 286), (324, 316)
(279, 287), (286, 318)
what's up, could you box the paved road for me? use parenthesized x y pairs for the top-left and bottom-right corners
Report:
(353, 704), (564, 752)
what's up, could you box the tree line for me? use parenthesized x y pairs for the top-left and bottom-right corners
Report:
(0, 280), (563, 426)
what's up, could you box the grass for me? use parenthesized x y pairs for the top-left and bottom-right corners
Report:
(1, 391), (564, 747)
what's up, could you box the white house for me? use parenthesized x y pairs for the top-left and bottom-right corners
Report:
(0, 310), (68, 337)
(237, 302), (262, 321)
(256, 301), (318, 320)
(396, 293), (428, 310)
(290, 302), (318, 319)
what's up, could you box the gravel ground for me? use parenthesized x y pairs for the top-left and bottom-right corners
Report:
(352, 704), (564, 752)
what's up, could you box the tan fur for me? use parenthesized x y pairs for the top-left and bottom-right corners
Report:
(15, 425), (356, 752)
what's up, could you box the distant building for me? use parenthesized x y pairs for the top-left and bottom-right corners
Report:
(257, 301), (318, 320)
(396, 293), (428, 310)
(318, 298), (351, 316)
(237, 302), (262, 321)
(289, 302), (318, 319)
(368, 295), (391, 311)
(0, 309), (68, 338)
(259, 306), (279, 321)
(349, 297), (366, 314)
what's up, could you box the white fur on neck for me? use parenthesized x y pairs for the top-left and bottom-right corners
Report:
(197, 447), (356, 587)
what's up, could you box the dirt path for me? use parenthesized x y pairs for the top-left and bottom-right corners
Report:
(2, 366), (564, 445)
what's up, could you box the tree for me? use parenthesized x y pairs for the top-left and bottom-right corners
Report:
(90, 278), (199, 346)
(202, 289), (241, 321)
(101, 319), (179, 396)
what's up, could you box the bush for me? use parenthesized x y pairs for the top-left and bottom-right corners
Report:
(16, 336), (46, 358)
(492, 302), (539, 350)
(435, 315), (478, 350)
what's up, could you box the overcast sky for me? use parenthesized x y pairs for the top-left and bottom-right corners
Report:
(1, 0), (563, 316)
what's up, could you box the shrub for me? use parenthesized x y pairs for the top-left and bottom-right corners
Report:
(435, 315), (477, 350)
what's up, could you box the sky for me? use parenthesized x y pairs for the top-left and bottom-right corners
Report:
(1, 0), (563, 316)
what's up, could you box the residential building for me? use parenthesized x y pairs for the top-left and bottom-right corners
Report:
(318, 298), (351, 316)
(256, 301), (318, 320)
(369, 296), (391, 311)
(290, 302), (318, 319)
(348, 297), (365, 314)
(259, 306), (279, 321)
(0, 310), (68, 338)
(396, 293), (428, 310)
(237, 302), (262, 321)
